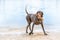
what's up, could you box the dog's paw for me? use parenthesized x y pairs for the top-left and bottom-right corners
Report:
(31, 32), (34, 34)
(26, 31), (28, 33)
(44, 33), (48, 35)
(29, 32), (34, 35)
(29, 32), (32, 35)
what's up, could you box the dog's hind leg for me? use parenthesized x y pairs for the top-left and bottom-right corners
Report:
(26, 16), (32, 33)
(26, 24), (29, 33)
(29, 23), (34, 35)
(29, 24), (31, 32)
(26, 23), (31, 33)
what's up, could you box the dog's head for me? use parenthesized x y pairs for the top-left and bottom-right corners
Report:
(36, 11), (43, 20)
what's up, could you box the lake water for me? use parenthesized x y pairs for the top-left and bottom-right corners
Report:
(0, 0), (60, 29)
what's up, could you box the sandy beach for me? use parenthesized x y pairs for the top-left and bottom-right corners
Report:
(0, 26), (60, 40)
(0, 32), (60, 40)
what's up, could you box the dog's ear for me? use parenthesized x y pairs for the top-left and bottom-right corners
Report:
(41, 12), (43, 17)
(35, 13), (38, 18)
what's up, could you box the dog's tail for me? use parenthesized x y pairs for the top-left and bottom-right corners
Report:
(25, 6), (29, 14)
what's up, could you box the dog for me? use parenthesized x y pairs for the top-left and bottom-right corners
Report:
(25, 7), (47, 35)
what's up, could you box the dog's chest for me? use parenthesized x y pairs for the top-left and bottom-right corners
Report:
(30, 15), (42, 25)
(34, 19), (42, 25)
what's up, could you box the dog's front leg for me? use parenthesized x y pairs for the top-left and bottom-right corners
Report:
(41, 22), (47, 35)
(29, 23), (34, 35)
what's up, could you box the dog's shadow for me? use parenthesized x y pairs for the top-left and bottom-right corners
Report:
(20, 32), (49, 38)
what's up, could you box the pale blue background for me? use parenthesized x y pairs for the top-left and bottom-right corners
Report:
(0, 0), (60, 27)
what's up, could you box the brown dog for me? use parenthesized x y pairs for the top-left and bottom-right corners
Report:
(25, 8), (47, 35)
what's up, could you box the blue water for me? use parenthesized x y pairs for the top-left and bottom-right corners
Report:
(0, 0), (60, 28)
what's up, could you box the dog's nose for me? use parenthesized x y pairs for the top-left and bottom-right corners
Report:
(38, 16), (41, 19)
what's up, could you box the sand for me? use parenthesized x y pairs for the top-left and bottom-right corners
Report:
(0, 27), (60, 40)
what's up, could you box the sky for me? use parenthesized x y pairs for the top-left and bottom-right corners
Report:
(0, 0), (60, 27)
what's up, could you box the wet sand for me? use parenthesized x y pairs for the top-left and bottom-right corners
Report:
(0, 26), (60, 40)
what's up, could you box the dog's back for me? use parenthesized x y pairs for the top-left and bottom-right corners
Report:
(26, 14), (41, 25)
(26, 14), (36, 23)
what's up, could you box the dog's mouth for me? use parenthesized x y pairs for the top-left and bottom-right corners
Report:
(38, 17), (43, 21)
(37, 16), (42, 19)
